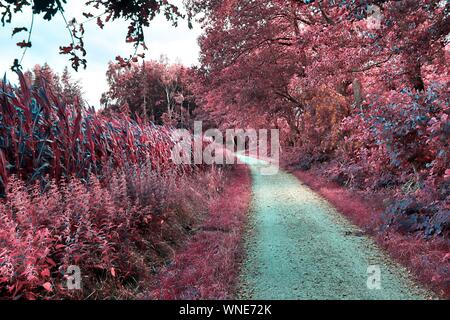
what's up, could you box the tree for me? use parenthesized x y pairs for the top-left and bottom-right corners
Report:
(101, 59), (196, 126)
(189, 1), (305, 139)
(31, 63), (60, 89)
(188, 0), (450, 236)
(23, 64), (84, 107)
(188, 0), (449, 141)
(60, 66), (85, 108)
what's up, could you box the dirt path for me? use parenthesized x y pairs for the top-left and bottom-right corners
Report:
(236, 156), (432, 300)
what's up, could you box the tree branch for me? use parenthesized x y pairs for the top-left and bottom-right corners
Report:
(351, 53), (394, 73)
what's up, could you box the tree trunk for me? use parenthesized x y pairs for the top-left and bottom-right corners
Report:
(352, 78), (362, 111)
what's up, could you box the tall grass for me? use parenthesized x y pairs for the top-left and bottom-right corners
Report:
(0, 71), (182, 196)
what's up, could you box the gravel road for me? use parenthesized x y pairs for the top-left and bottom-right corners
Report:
(236, 156), (432, 300)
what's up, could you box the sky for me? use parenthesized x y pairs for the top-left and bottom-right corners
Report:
(0, 0), (202, 106)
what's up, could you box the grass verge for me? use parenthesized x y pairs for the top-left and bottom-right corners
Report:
(147, 164), (252, 299)
(284, 164), (449, 299)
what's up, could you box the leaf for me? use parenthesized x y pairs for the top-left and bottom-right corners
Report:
(110, 267), (116, 277)
(42, 282), (53, 292)
(444, 169), (450, 180)
(40, 268), (50, 277)
(443, 253), (450, 262)
(12, 27), (28, 36)
(97, 17), (104, 29)
(16, 40), (32, 48)
(59, 45), (73, 54)
(46, 258), (56, 267)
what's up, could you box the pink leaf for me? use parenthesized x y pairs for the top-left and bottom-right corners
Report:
(443, 253), (450, 262)
(41, 269), (50, 278)
(43, 282), (53, 292)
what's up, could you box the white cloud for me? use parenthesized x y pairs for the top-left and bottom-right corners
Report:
(0, 1), (202, 107)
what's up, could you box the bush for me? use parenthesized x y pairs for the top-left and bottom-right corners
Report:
(382, 195), (450, 238)
(0, 164), (222, 299)
(290, 83), (449, 237)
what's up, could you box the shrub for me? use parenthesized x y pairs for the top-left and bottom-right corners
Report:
(0, 164), (221, 299)
(289, 83), (449, 237)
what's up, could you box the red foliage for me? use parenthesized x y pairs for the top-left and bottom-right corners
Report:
(190, 0), (449, 237)
(4, 0), (184, 70)
(0, 163), (219, 299)
(101, 60), (197, 127)
(148, 164), (252, 299)
(187, 0), (449, 298)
